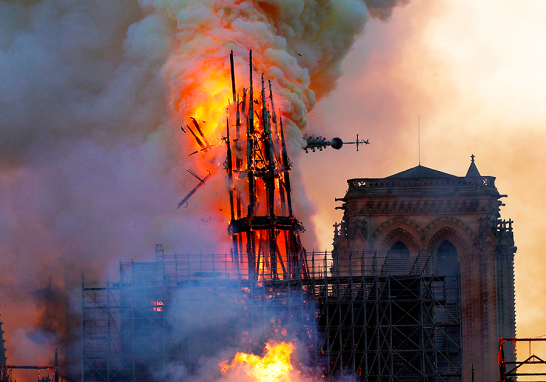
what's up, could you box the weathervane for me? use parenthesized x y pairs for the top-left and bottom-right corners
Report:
(303, 134), (369, 153)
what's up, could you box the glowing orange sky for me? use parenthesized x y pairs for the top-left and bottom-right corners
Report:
(3, 0), (545, 377)
(301, 0), (546, 349)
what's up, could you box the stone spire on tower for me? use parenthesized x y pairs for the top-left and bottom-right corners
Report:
(466, 154), (482, 177)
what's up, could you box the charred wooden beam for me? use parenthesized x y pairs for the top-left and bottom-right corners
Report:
(177, 169), (211, 208)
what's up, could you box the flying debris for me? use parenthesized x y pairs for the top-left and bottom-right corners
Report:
(186, 117), (213, 156)
(177, 168), (212, 209)
(180, 126), (186, 133)
(303, 134), (369, 153)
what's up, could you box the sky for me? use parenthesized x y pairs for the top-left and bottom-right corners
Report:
(2, 0), (546, 378)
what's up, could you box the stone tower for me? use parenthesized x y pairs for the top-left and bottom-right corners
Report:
(333, 156), (516, 382)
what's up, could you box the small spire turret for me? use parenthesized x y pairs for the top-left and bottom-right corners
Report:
(466, 154), (481, 177)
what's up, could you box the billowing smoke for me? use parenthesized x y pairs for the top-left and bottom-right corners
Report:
(153, 0), (374, 242)
(158, 0), (368, 130)
(0, 0), (406, 380)
(140, 274), (348, 382)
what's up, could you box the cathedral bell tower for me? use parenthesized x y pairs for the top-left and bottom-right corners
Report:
(333, 156), (516, 382)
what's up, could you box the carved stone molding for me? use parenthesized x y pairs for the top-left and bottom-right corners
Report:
(426, 227), (471, 255)
(424, 217), (476, 254)
(359, 199), (489, 215)
(380, 227), (421, 250)
(346, 218), (367, 241)
(370, 217), (423, 250)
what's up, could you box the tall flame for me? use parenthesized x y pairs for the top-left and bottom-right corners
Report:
(154, 0), (369, 169)
(148, 0), (405, 253)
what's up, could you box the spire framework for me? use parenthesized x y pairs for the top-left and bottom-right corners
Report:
(225, 50), (308, 280)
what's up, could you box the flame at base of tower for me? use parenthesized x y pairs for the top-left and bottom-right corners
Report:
(221, 341), (307, 382)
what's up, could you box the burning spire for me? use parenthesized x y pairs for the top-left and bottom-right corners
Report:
(161, 0), (373, 201)
(225, 51), (308, 280)
(177, 47), (371, 275)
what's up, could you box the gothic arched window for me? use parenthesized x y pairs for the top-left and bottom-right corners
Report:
(436, 240), (460, 277)
(388, 241), (411, 274)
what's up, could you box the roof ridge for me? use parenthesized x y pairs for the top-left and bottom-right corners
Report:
(386, 165), (457, 179)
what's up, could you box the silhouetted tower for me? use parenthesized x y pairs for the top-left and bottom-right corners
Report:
(0, 311), (6, 367)
(225, 51), (308, 280)
(0, 310), (7, 382)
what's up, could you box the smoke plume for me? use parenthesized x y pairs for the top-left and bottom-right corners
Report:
(0, 0), (407, 380)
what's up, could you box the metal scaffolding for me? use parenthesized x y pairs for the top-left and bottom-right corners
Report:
(499, 338), (546, 381)
(82, 247), (461, 382)
(310, 250), (461, 381)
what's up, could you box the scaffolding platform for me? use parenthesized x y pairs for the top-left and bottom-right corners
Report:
(82, 248), (461, 381)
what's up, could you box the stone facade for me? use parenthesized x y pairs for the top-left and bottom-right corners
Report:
(333, 159), (516, 382)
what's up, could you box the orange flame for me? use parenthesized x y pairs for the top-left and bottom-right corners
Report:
(170, 55), (232, 179)
(221, 341), (297, 382)
(152, 300), (164, 312)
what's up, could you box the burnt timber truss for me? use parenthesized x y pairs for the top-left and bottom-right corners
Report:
(82, 246), (461, 382)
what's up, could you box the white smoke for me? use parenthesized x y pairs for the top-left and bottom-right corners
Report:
(0, 0), (407, 378)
